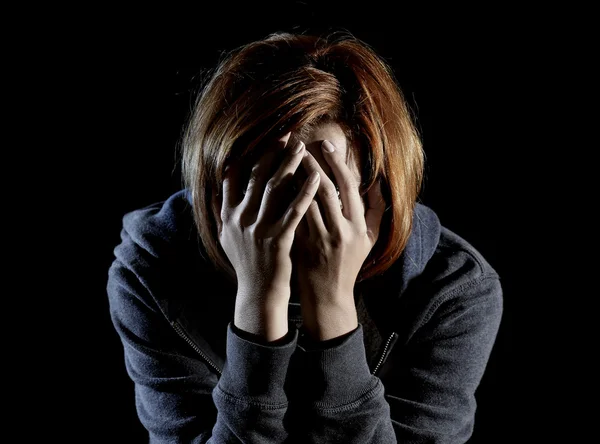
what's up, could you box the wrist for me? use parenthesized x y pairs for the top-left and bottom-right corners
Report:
(234, 297), (289, 342)
(232, 322), (295, 345)
(300, 301), (358, 341)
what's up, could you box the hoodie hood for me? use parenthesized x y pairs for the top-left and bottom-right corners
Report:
(119, 188), (443, 373)
(181, 188), (442, 367)
(400, 201), (442, 293)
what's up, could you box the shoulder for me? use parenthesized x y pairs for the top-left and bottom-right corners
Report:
(401, 203), (500, 294)
(434, 225), (500, 285)
(406, 204), (503, 325)
(107, 189), (222, 320)
(116, 189), (196, 259)
(109, 189), (214, 277)
(419, 225), (503, 326)
(107, 190), (205, 296)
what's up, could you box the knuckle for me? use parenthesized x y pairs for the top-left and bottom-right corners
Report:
(247, 168), (261, 188)
(356, 227), (369, 239)
(287, 204), (304, 221)
(270, 236), (286, 251)
(330, 237), (344, 250)
(263, 178), (277, 196)
(245, 179), (256, 193)
(322, 184), (338, 201)
(220, 211), (230, 224)
(329, 229), (345, 246)
(301, 187), (314, 199)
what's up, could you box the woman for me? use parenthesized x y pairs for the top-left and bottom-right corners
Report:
(107, 31), (503, 443)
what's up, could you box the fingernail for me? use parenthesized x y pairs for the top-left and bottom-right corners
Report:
(322, 140), (335, 152)
(293, 141), (305, 154)
(309, 171), (320, 183)
(280, 131), (292, 143)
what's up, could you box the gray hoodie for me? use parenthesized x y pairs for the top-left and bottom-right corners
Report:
(107, 189), (502, 443)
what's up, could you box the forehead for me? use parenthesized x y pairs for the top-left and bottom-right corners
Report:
(298, 122), (349, 157)
(288, 121), (361, 183)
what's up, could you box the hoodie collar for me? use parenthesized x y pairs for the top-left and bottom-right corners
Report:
(156, 190), (442, 373)
(398, 202), (441, 294)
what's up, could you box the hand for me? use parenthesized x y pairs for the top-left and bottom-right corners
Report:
(293, 140), (386, 341)
(218, 133), (321, 341)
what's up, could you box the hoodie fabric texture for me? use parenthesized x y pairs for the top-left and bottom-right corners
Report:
(107, 189), (503, 443)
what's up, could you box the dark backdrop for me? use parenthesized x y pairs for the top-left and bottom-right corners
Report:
(54, 3), (540, 442)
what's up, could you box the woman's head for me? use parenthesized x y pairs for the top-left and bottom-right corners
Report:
(181, 31), (424, 282)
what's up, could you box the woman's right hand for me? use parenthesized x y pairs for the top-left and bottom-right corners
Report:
(218, 133), (321, 342)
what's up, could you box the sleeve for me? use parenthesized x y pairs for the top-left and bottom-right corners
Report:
(283, 275), (503, 444)
(107, 230), (298, 443)
(284, 324), (396, 443)
(381, 275), (503, 443)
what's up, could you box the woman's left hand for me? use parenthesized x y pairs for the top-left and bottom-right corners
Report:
(293, 140), (386, 341)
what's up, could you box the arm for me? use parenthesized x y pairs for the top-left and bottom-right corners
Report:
(289, 140), (502, 442)
(108, 132), (322, 442)
(107, 245), (298, 443)
(284, 324), (395, 443)
(286, 139), (395, 442)
(383, 275), (503, 442)
(284, 275), (502, 444)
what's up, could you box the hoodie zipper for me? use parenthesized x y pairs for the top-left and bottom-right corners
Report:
(372, 332), (398, 376)
(172, 319), (394, 378)
(171, 321), (222, 376)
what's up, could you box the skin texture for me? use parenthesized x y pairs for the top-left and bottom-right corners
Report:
(294, 124), (386, 341)
(219, 132), (319, 341)
(292, 123), (361, 188)
(220, 123), (386, 342)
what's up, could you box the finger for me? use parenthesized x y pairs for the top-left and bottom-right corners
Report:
(301, 149), (342, 228)
(256, 141), (305, 224)
(365, 179), (386, 245)
(242, 132), (291, 214)
(281, 171), (321, 234)
(222, 161), (243, 217)
(295, 215), (309, 241)
(305, 197), (327, 237)
(320, 140), (363, 221)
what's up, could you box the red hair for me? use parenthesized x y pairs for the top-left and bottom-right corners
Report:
(181, 31), (424, 282)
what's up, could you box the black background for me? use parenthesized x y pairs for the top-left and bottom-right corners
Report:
(37, 2), (574, 442)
